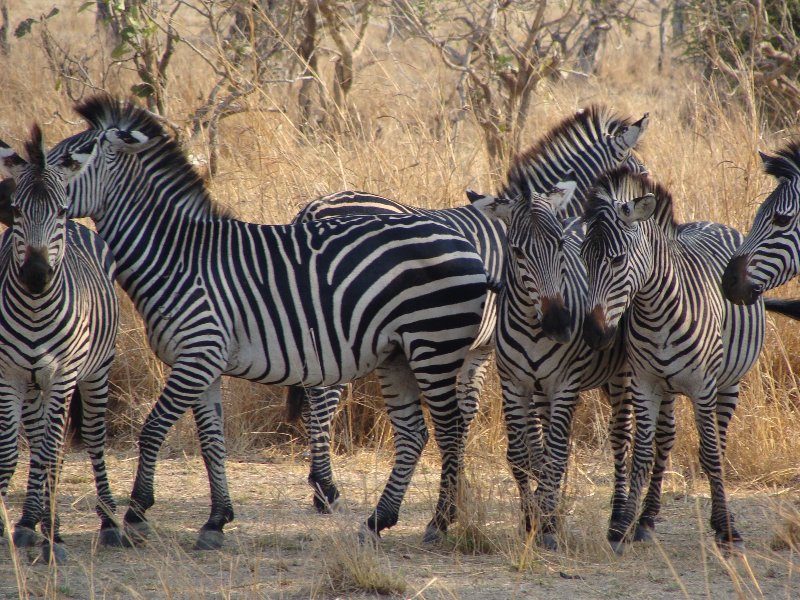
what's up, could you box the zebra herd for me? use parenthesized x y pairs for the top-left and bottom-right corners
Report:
(0, 95), (797, 563)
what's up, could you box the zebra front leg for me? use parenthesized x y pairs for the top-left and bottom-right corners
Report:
(608, 384), (662, 554)
(605, 373), (633, 530)
(695, 386), (743, 552)
(13, 390), (45, 548)
(30, 389), (71, 564)
(363, 359), (426, 541)
(501, 383), (537, 533)
(634, 395), (677, 542)
(124, 362), (230, 549)
(534, 388), (580, 551)
(303, 385), (346, 513)
(0, 391), (22, 543)
(77, 371), (127, 547)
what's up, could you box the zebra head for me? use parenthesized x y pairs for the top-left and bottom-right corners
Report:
(471, 180), (578, 343)
(45, 96), (164, 222)
(581, 169), (659, 350)
(0, 125), (96, 295)
(722, 142), (800, 305)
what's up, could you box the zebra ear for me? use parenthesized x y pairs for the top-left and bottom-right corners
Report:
(468, 190), (515, 222)
(51, 139), (98, 183)
(544, 180), (578, 212)
(617, 112), (649, 149)
(616, 193), (656, 225)
(102, 128), (163, 154)
(0, 178), (16, 227)
(0, 139), (27, 180)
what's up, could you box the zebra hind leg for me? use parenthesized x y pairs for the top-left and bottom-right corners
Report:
(361, 358), (427, 541)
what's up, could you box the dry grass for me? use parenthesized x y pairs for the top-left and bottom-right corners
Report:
(0, 1), (800, 598)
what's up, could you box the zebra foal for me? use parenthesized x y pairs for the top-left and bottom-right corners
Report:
(290, 105), (648, 514)
(46, 95), (489, 548)
(0, 125), (123, 562)
(582, 168), (765, 552)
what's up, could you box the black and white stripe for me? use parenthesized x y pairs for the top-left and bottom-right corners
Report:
(288, 106), (649, 515)
(582, 168), (766, 552)
(47, 95), (489, 548)
(0, 125), (122, 562)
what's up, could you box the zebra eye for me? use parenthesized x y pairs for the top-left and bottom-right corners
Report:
(610, 254), (625, 268)
(772, 212), (793, 227)
(57, 207), (67, 218)
(11, 206), (22, 221)
(511, 245), (525, 258)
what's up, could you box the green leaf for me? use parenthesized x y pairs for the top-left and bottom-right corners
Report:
(45, 7), (60, 19)
(55, 78), (62, 91)
(78, 2), (94, 13)
(14, 18), (36, 38)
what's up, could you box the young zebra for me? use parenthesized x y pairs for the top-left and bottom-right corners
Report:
(581, 168), (766, 552)
(289, 105), (648, 513)
(47, 95), (489, 549)
(471, 181), (634, 550)
(0, 125), (123, 562)
(723, 142), (800, 305)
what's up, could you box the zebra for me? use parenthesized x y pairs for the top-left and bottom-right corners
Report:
(723, 142), (800, 305)
(0, 125), (123, 562)
(46, 95), (489, 549)
(581, 167), (766, 553)
(469, 180), (635, 551)
(289, 105), (649, 513)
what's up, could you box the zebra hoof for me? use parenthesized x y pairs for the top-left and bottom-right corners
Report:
(422, 524), (446, 546)
(123, 520), (150, 546)
(538, 532), (559, 552)
(194, 528), (224, 551)
(99, 527), (132, 548)
(40, 541), (68, 565)
(13, 527), (37, 548)
(633, 523), (655, 543)
(715, 533), (745, 556)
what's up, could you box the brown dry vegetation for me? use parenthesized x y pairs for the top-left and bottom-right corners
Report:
(0, 1), (800, 599)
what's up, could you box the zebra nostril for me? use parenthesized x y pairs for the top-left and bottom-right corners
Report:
(752, 284), (763, 294)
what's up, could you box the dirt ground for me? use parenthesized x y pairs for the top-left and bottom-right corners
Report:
(0, 446), (798, 600)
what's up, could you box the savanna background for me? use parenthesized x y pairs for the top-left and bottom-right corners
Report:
(0, 1), (799, 598)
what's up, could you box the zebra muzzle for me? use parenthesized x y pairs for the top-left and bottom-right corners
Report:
(540, 296), (573, 344)
(721, 254), (762, 305)
(20, 249), (54, 295)
(583, 305), (616, 351)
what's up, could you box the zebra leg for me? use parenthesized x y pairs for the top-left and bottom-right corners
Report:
(534, 387), (580, 551)
(634, 394), (677, 542)
(700, 384), (743, 552)
(502, 382), (537, 533)
(456, 347), (492, 435)
(77, 369), (127, 547)
(608, 382), (663, 554)
(605, 373), (633, 530)
(190, 378), (235, 550)
(363, 357), (426, 539)
(124, 363), (230, 549)
(0, 390), (22, 542)
(14, 390), (46, 548)
(303, 385), (346, 513)
(31, 388), (71, 564)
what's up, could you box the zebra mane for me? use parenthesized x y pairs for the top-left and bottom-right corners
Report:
(762, 141), (800, 180)
(73, 94), (231, 218)
(500, 105), (635, 200)
(584, 167), (677, 237)
(24, 124), (46, 171)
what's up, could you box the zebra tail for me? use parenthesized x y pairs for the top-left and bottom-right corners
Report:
(67, 388), (83, 444)
(286, 386), (307, 422)
(764, 298), (800, 321)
